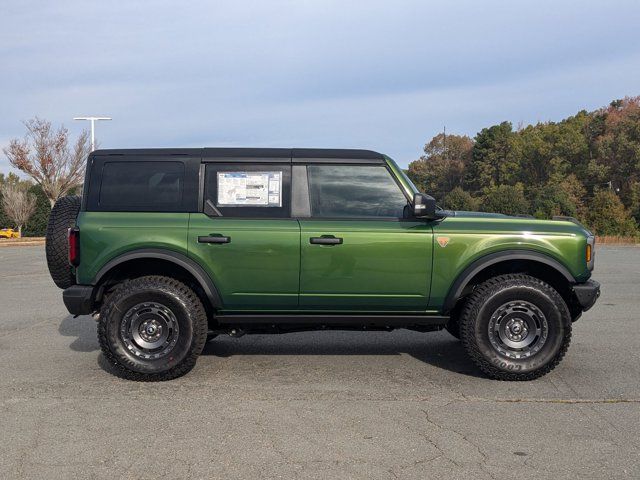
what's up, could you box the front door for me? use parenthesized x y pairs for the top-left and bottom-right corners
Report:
(188, 162), (300, 310)
(298, 164), (433, 311)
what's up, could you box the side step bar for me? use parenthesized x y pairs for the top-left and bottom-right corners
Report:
(215, 314), (449, 327)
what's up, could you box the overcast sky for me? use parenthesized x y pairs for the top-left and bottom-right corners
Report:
(1, 0), (639, 172)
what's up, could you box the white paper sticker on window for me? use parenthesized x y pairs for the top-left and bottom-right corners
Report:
(217, 171), (282, 207)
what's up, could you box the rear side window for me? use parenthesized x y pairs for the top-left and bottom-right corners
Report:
(307, 165), (408, 218)
(204, 163), (291, 218)
(98, 161), (184, 210)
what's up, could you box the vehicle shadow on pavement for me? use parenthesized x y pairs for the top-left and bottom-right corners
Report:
(58, 315), (100, 352)
(57, 316), (483, 378)
(201, 332), (483, 378)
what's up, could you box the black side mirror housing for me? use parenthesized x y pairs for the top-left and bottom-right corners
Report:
(413, 193), (437, 219)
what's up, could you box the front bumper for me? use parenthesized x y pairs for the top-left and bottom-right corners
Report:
(62, 285), (95, 315)
(572, 279), (600, 312)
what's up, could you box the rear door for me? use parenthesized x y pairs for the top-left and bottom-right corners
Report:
(188, 160), (300, 310)
(297, 163), (433, 311)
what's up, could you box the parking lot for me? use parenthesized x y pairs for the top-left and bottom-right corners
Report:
(0, 245), (638, 479)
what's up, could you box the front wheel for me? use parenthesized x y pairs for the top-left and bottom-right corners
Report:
(98, 276), (208, 381)
(460, 274), (572, 381)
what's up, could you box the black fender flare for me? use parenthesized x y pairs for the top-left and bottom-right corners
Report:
(93, 248), (223, 308)
(442, 250), (575, 313)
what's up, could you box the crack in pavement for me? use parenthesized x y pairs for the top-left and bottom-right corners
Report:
(418, 408), (497, 480)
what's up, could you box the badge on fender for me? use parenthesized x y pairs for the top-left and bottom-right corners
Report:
(437, 237), (450, 248)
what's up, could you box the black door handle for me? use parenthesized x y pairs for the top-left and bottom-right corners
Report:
(310, 236), (343, 245)
(198, 234), (231, 244)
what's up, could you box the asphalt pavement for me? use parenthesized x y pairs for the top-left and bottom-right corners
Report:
(0, 246), (638, 479)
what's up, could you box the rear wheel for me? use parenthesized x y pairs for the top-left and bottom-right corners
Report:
(460, 274), (571, 381)
(98, 276), (208, 381)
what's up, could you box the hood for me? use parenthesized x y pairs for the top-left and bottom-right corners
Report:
(438, 210), (593, 236)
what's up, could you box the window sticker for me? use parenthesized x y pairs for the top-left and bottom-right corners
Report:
(217, 171), (282, 207)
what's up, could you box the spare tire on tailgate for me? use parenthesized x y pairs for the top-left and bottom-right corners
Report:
(46, 195), (81, 289)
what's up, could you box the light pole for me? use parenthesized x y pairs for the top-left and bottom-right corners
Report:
(73, 116), (112, 151)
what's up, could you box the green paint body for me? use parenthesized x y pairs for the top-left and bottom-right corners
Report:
(76, 158), (592, 314)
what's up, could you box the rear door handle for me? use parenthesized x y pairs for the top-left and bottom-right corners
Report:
(198, 234), (231, 244)
(310, 236), (343, 245)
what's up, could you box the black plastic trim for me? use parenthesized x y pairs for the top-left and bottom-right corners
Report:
(91, 148), (385, 161)
(572, 279), (600, 312)
(291, 165), (311, 217)
(291, 158), (384, 165)
(203, 156), (291, 163)
(292, 148), (384, 160)
(198, 235), (231, 244)
(197, 162), (205, 211)
(442, 250), (576, 313)
(62, 285), (95, 315)
(204, 199), (223, 217)
(93, 249), (223, 308)
(310, 236), (343, 245)
(215, 314), (448, 327)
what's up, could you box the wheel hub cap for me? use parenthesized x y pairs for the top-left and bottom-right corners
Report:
(120, 302), (179, 360)
(488, 301), (548, 359)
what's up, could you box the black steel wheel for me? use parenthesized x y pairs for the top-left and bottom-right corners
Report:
(487, 300), (549, 359)
(119, 302), (181, 360)
(460, 273), (571, 381)
(98, 276), (207, 381)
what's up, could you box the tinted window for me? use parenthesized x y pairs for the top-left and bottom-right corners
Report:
(308, 165), (408, 218)
(99, 161), (184, 210)
(204, 164), (291, 218)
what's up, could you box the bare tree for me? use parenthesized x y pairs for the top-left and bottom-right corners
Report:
(3, 118), (91, 207)
(1, 183), (37, 237)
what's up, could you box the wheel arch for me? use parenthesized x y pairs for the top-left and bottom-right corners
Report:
(93, 249), (222, 312)
(443, 250), (576, 315)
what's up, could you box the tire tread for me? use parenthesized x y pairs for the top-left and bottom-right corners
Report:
(97, 275), (208, 381)
(45, 195), (81, 289)
(460, 273), (572, 381)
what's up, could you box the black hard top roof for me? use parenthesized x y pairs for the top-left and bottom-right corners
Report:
(90, 148), (386, 163)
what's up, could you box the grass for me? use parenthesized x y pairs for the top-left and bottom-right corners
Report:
(0, 237), (45, 247)
(596, 235), (640, 245)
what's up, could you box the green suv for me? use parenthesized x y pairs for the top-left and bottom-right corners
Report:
(46, 148), (600, 381)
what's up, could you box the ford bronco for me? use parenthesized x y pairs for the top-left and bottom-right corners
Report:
(45, 148), (600, 381)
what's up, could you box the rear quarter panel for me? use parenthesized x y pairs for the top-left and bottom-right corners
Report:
(75, 212), (189, 284)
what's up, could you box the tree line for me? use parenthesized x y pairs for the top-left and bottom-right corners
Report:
(407, 97), (640, 237)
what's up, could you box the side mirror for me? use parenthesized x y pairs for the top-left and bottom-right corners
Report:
(413, 193), (437, 219)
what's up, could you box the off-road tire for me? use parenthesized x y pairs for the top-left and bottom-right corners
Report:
(460, 274), (572, 381)
(98, 276), (208, 381)
(45, 195), (81, 289)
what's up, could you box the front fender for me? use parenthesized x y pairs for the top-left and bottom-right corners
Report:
(441, 249), (575, 313)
